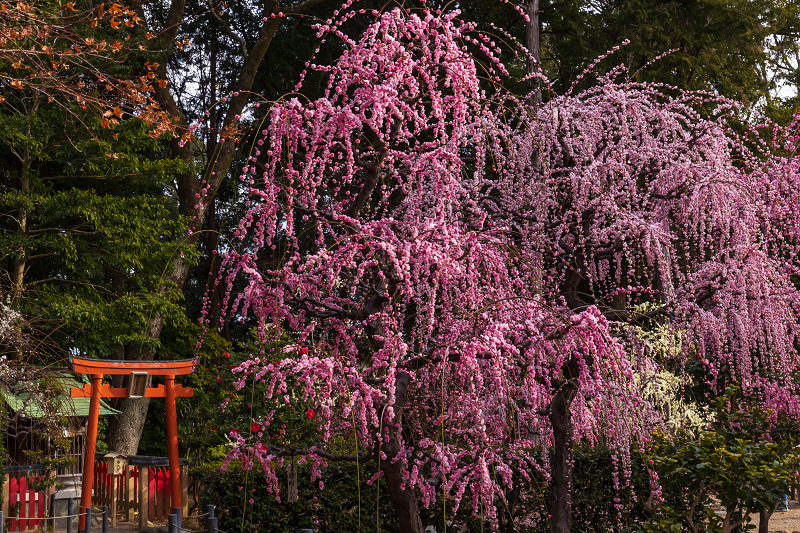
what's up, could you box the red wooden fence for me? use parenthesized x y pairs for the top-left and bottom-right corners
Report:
(7, 474), (46, 532)
(1, 457), (188, 530)
(91, 459), (186, 527)
(147, 466), (172, 521)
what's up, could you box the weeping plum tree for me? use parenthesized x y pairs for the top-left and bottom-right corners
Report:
(213, 7), (800, 533)
(215, 8), (653, 531)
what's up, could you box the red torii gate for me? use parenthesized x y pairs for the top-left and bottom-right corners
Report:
(70, 356), (194, 532)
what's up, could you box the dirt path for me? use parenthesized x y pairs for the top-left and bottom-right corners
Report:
(749, 498), (800, 533)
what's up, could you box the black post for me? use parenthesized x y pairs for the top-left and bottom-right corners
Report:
(206, 505), (216, 533)
(66, 499), (73, 533)
(48, 493), (56, 530)
(84, 506), (92, 533)
(168, 514), (176, 533)
(0, 509), (4, 533)
(173, 507), (182, 529)
(101, 506), (108, 533)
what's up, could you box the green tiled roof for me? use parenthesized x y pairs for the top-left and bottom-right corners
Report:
(0, 374), (120, 418)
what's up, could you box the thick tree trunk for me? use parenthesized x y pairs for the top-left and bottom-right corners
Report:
(378, 371), (424, 533)
(548, 355), (580, 533)
(381, 435), (424, 533)
(549, 385), (575, 533)
(758, 508), (771, 533)
(106, 397), (152, 454)
(526, 0), (541, 105)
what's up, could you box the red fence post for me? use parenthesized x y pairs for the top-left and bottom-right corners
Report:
(9, 476), (18, 532)
(18, 476), (26, 532)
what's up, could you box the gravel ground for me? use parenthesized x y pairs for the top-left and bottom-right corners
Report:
(759, 498), (800, 533)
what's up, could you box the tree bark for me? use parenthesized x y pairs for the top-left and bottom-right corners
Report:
(11, 97), (38, 299)
(548, 355), (580, 533)
(106, 397), (152, 454)
(379, 371), (424, 533)
(758, 508), (771, 533)
(381, 435), (423, 533)
(526, 0), (541, 105)
(12, 169), (29, 300)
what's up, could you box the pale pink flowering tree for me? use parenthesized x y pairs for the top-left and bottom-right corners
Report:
(498, 75), (800, 529)
(214, 6), (800, 533)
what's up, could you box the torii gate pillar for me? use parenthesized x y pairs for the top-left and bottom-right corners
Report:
(70, 356), (194, 532)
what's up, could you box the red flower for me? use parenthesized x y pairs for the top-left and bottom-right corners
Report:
(225, 351), (230, 358)
(299, 347), (308, 355)
(251, 422), (260, 433)
(230, 428), (238, 434)
(306, 408), (315, 420)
